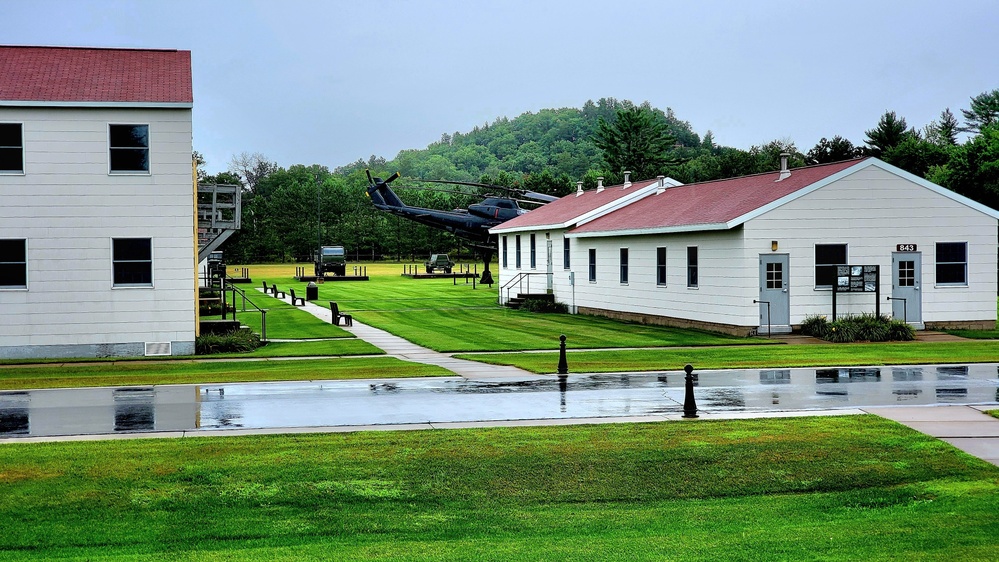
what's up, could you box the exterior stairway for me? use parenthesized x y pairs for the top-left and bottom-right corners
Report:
(197, 183), (241, 262)
(505, 293), (554, 309)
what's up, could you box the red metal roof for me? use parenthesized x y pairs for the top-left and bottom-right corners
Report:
(571, 159), (866, 235)
(572, 160), (861, 234)
(491, 178), (661, 232)
(0, 46), (192, 105)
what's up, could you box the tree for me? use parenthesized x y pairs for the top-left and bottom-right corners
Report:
(930, 124), (999, 210)
(805, 136), (863, 164)
(228, 152), (278, 192)
(960, 89), (999, 134)
(924, 108), (959, 146)
(882, 136), (949, 179)
(591, 106), (678, 180)
(864, 111), (913, 156)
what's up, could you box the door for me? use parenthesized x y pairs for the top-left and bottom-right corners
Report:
(892, 252), (922, 326)
(758, 254), (790, 334)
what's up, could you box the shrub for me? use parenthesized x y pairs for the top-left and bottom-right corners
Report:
(815, 313), (915, 343)
(196, 330), (262, 354)
(800, 315), (829, 338)
(520, 298), (569, 313)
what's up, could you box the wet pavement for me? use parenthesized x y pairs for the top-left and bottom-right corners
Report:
(2, 290), (997, 466)
(2, 363), (996, 442)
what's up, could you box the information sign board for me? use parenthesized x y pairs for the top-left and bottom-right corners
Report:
(836, 265), (878, 293)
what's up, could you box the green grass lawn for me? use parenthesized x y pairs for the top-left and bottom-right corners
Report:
(1, 416), (996, 560)
(0, 356), (449, 391)
(250, 264), (767, 352)
(457, 340), (999, 373)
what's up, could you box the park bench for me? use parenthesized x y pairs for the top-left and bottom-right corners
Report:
(270, 284), (286, 298)
(329, 301), (353, 326)
(262, 281), (272, 294)
(289, 288), (306, 306)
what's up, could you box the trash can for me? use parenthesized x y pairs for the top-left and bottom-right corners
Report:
(306, 281), (318, 301)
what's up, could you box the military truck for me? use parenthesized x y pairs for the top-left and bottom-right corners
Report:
(314, 245), (347, 277)
(424, 253), (454, 274)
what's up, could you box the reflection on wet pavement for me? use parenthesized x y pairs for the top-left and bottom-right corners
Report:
(1, 363), (997, 438)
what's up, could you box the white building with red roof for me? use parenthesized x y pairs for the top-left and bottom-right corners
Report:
(0, 45), (196, 358)
(492, 157), (999, 335)
(490, 173), (680, 306)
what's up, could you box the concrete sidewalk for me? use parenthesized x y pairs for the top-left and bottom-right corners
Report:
(863, 405), (999, 466)
(282, 293), (537, 379)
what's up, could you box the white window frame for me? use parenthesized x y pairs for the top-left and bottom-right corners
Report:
(112, 238), (154, 288)
(0, 122), (24, 174)
(656, 246), (667, 286)
(935, 241), (968, 286)
(686, 246), (698, 288)
(108, 123), (150, 175)
(815, 243), (847, 290)
(619, 247), (629, 284)
(0, 238), (27, 289)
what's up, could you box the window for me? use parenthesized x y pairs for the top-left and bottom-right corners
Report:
(656, 247), (667, 286)
(563, 237), (570, 269)
(687, 246), (698, 288)
(815, 244), (847, 288)
(0, 123), (23, 173)
(0, 239), (27, 288)
(515, 235), (521, 269)
(588, 248), (596, 282)
(936, 242), (967, 285)
(530, 234), (536, 269)
(502, 236), (508, 268)
(619, 248), (629, 284)
(112, 238), (152, 286)
(109, 124), (149, 173)
(766, 262), (783, 289)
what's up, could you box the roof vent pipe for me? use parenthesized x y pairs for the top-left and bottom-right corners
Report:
(622, 171), (632, 188)
(776, 152), (791, 182)
(596, 177), (605, 192)
(656, 175), (667, 194)
(575, 180), (584, 197)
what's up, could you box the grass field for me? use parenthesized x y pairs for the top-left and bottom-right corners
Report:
(3, 263), (999, 560)
(1, 416), (997, 560)
(242, 262), (764, 352)
(457, 340), (999, 373)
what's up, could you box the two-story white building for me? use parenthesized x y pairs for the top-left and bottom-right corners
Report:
(0, 46), (196, 358)
(492, 157), (999, 336)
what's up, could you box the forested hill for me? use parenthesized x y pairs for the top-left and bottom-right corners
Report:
(336, 98), (722, 196)
(212, 90), (999, 263)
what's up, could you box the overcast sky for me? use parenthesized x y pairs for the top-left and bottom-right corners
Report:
(5, 0), (998, 175)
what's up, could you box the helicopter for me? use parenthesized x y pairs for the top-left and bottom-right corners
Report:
(365, 170), (557, 285)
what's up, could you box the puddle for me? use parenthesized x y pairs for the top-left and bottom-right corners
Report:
(1, 364), (997, 438)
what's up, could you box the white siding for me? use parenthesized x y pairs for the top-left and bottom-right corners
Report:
(0, 106), (195, 353)
(744, 166), (997, 325)
(566, 230), (755, 326)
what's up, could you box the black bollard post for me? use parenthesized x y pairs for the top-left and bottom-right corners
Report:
(557, 334), (568, 375)
(682, 364), (699, 418)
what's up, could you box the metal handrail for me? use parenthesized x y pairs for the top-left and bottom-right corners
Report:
(227, 280), (268, 342)
(500, 272), (549, 305)
(200, 272), (268, 342)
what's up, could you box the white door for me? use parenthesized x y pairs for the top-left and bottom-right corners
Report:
(758, 254), (790, 334)
(892, 252), (922, 327)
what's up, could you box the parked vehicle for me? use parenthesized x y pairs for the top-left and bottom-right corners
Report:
(314, 245), (347, 276)
(424, 253), (454, 274)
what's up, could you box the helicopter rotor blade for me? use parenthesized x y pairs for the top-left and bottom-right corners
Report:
(425, 179), (558, 202)
(365, 169), (374, 185)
